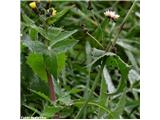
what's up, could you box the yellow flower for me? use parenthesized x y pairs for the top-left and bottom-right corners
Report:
(29, 2), (37, 9)
(52, 8), (57, 16)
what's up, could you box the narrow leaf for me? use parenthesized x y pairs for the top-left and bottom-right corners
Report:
(23, 104), (41, 115)
(109, 91), (126, 118)
(29, 89), (52, 103)
(103, 66), (116, 93)
(117, 40), (139, 53)
(88, 52), (130, 95)
(106, 55), (130, 95)
(98, 68), (108, 117)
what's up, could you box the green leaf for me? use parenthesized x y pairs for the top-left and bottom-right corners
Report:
(22, 38), (47, 54)
(98, 68), (108, 117)
(71, 7), (97, 26)
(46, 6), (72, 25)
(128, 69), (140, 85)
(29, 28), (38, 41)
(85, 41), (92, 64)
(109, 91), (126, 118)
(45, 54), (57, 79)
(125, 50), (139, 71)
(31, 25), (63, 41)
(45, 52), (66, 78)
(126, 100), (140, 109)
(75, 68), (102, 118)
(51, 38), (79, 53)
(23, 104), (41, 115)
(56, 53), (66, 74)
(88, 52), (130, 95)
(27, 53), (48, 81)
(22, 13), (34, 25)
(93, 18), (108, 42)
(30, 76), (49, 96)
(53, 78), (62, 96)
(58, 95), (73, 106)
(117, 40), (139, 53)
(29, 89), (52, 103)
(74, 100), (112, 116)
(88, 52), (115, 67)
(41, 105), (61, 118)
(103, 66), (115, 93)
(91, 48), (105, 57)
(49, 29), (78, 47)
(105, 55), (130, 95)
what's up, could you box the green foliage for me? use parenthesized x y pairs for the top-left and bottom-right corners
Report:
(40, 105), (61, 118)
(21, 0), (140, 119)
(109, 91), (127, 118)
(98, 73), (108, 117)
(29, 89), (52, 103)
(46, 6), (73, 25)
(22, 39), (47, 54)
(105, 54), (130, 94)
(45, 52), (66, 78)
(27, 53), (48, 81)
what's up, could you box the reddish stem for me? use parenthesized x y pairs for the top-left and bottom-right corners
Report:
(47, 73), (56, 102)
(47, 72), (60, 118)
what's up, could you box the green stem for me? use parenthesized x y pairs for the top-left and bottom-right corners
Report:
(106, 0), (137, 52)
(87, 32), (104, 49)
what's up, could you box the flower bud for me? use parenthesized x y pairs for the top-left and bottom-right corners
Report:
(29, 2), (37, 9)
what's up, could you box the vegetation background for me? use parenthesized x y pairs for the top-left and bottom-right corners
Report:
(21, 0), (140, 119)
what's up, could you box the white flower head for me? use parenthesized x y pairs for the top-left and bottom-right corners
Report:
(104, 9), (120, 20)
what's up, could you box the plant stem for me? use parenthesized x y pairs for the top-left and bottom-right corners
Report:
(87, 32), (104, 49)
(47, 72), (56, 102)
(47, 72), (60, 118)
(106, 0), (137, 52)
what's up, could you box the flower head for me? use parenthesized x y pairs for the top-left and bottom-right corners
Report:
(52, 8), (57, 16)
(29, 2), (37, 9)
(104, 9), (120, 20)
(47, 8), (57, 17)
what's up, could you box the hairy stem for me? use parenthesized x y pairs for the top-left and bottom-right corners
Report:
(106, 0), (137, 52)
(47, 72), (60, 118)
